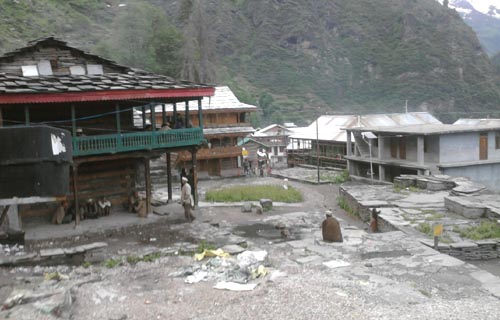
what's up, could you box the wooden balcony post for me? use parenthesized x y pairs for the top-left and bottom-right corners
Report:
(145, 157), (152, 214)
(191, 148), (198, 206)
(71, 104), (76, 136)
(0, 107), (3, 127)
(115, 103), (121, 133)
(166, 152), (172, 202)
(198, 98), (203, 129)
(150, 103), (156, 132)
(24, 105), (30, 126)
(185, 101), (189, 128)
(173, 103), (177, 125)
(162, 104), (166, 125)
(142, 106), (146, 128)
(72, 164), (80, 226)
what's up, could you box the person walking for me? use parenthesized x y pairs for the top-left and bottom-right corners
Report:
(181, 176), (195, 222)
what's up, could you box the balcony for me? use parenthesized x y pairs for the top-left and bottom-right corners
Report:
(176, 146), (242, 161)
(72, 128), (204, 157)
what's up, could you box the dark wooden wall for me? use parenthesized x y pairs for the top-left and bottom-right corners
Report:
(0, 45), (122, 76)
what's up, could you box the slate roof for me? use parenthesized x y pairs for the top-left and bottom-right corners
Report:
(0, 37), (213, 101)
(0, 72), (210, 94)
(147, 86), (258, 112)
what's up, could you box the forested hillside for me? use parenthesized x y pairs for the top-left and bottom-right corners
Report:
(0, 0), (499, 125)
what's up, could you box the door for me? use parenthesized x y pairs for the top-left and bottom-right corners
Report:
(390, 138), (397, 158)
(480, 133), (488, 160)
(399, 137), (406, 160)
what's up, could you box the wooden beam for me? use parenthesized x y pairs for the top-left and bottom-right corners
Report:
(166, 152), (172, 202)
(24, 105), (30, 126)
(0, 106), (3, 127)
(198, 99), (203, 129)
(150, 103), (156, 131)
(71, 104), (76, 136)
(162, 104), (166, 125)
(173, 103), (177, 125)
(144, 157), (152, 215)
(115, 103), (121, 133)
(72, 165), (80, 226)
(191, 148), (198, 206)
(142, 106), (146, 128)
(185, 101), (189, 128)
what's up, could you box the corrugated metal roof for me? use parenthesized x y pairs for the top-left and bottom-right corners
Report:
(454, 118), (500, 126)
(289, 112), (441, 142)
(349, 123), (500, 135)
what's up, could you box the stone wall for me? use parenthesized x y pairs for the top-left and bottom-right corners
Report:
(420, 239), (500, 260)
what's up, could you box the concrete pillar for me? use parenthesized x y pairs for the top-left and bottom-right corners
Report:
(378, 164), (385, 181)
(6, 205), (21, 231)
(417, 136), (424, 165)
(346, 131), (352, 156)
(378, 136), (384, 160)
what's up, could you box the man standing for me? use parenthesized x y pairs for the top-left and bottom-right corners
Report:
(181, 176), (195, 222)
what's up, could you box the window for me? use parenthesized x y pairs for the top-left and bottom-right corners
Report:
(496, 132), (500, 149)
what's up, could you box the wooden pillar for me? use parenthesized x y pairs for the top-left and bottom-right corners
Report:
(185, 101), (189, 128)
(173, 103), (177, 125)
(162, 104), (166, 125)
(72, 165), (80, 226)
(115, 103), (121, 133)
(0, 107), (3, 127)
(151, 103), (156, 131)
(142, 106), (146, 128)
(144, 157), (152, 214)
(197, 99), (203, 129)
(191, 148), (198, 206)
(24, 105), (30, 126)
(71, 104), (76, 136)
(166, 152), (172, 202)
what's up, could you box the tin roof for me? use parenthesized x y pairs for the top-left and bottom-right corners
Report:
(348, 123), (500, 136)
(289, 112), (441, 142)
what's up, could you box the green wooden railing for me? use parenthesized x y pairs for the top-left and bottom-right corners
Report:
(72, 128), (204, 156)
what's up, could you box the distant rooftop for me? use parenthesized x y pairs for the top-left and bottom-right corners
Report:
(289, 112), (441, 141)
(348, 123), (500, 135)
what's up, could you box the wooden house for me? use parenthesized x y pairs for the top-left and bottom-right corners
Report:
(147, 86), (257, 177)
(0, 37), (214, 226)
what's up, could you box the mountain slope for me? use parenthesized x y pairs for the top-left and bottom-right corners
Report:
(0, 0), (499, 125)
(441, 0), (500, 55)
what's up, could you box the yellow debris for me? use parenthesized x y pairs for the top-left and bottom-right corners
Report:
(194, 248), (230, 261)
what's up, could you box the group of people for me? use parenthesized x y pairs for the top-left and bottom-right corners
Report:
(155, 113), (193, 131)
(52, 197), (112, 225)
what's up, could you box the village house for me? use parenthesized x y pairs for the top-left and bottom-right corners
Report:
(145, 86), (257, 177)
(239, 124), (292, 168)
(0, 37), (214, 229)
(345, 122), (500, 191)
(287, 112), (440, 169)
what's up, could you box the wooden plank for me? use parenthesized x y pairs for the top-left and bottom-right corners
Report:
(480, 134), (488, 160)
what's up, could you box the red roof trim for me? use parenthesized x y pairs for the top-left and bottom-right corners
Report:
(0, 87), (215, 104)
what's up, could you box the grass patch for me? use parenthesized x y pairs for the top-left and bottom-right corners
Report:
(82, 261), (92, 268)
(337, 196), (360, 219)
(334, 170), (350, 184)
(456, 221), (500, 240)
(197, 240), (216, 253)
(126, 252), (162, 264)
(103, 258), (121, 268)
(205, 184), (303, 203)
(416, 223), (433, 237)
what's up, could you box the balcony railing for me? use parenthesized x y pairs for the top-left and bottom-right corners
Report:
(177, 146), (242, 161)
(72, 128), (204, 157)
